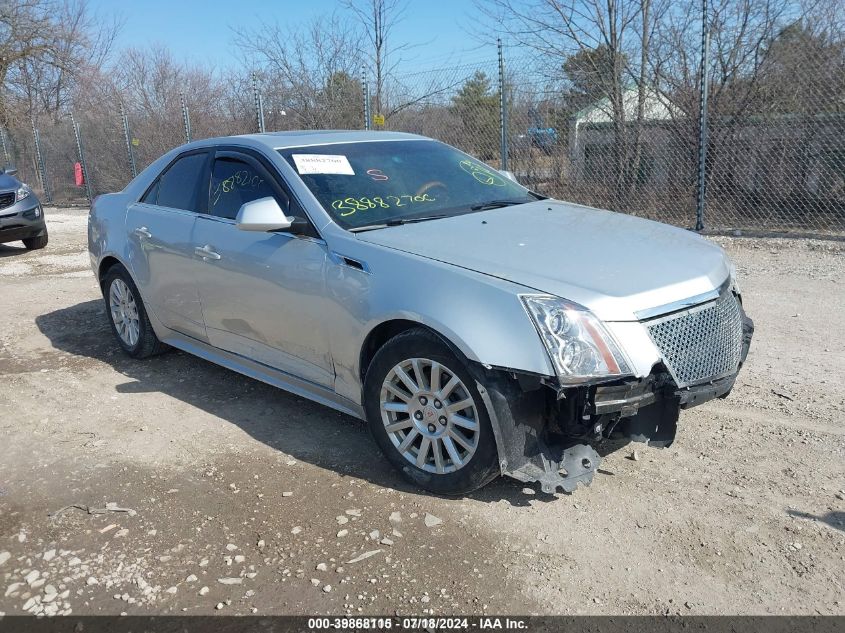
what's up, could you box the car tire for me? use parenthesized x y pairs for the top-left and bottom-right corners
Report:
(363, 328), (500, 495)
(22, 232), (48, 250)
(102, 264), (168, 359)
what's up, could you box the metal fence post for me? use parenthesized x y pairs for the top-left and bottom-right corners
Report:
(362, 67), (371, 131)
(69, 112), (93, 204)
(0, 128), (10, 168)
(180, 93), (192, 143)
(31, 118), (52, 204)
(120, 101), (137, 179)
(695, 0), (710, 231)
(497, 38), (509, 172)
(252, 72), (266, 133)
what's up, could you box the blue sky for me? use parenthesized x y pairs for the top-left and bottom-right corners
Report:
(90, 0), (497, 74)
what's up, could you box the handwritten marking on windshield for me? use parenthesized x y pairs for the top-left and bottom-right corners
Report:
(366, 168), (389, 181)
(459, 159), (506, 186)
(331, 194), (435, 217)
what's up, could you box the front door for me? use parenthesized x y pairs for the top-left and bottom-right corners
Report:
(126, 150), (210, 342)
(191, 150), (334, 387)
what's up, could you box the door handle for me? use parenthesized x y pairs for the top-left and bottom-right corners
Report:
(134, 227), (152, 239)
(195, 245), (221, 261)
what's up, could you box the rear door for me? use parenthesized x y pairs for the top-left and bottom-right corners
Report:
(191, 149), (334, 387)
(126, 150), (210, 342)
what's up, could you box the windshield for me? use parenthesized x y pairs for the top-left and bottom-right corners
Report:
(278, 140), (537, 230)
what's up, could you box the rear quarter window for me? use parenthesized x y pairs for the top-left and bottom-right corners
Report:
(140, 180), (159, 204)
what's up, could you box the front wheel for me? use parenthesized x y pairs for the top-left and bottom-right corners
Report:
(363, 328), (500, 495)
(23, 232), (48, 250)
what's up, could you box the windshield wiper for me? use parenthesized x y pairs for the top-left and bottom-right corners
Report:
(385, 214), (448, 226)
(469, 199), (531, 211)
(349, 214), (449, 233)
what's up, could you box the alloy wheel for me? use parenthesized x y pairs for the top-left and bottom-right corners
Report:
(109, 278), (140, 348)
(379, 357), (480, 474)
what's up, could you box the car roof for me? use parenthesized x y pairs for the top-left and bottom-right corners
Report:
(120, 130), (434, 201)
(188, 130), (429, 152)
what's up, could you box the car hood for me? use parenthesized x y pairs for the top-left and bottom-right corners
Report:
(0, 173), (20, 191)
(355, 200), (731, 322)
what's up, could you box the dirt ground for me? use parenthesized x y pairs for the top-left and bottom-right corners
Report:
(0, 207), (843, 617)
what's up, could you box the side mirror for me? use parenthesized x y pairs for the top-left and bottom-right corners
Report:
(4, 167), (17, 177)
(236, 197), (294, 232)
(500, 170), (518, 182)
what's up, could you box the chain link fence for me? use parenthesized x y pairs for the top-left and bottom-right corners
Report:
(385, 41), (844, 235)
(2, 23), (843, 237)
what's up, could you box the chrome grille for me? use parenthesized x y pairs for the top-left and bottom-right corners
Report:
(0, 192), (14, 209)
(645, 290), (744, 388)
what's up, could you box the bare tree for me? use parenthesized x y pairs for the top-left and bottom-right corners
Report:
(0, 0), (56, 126)
(233, 14), (363, 129)
(649, 0), (806, 212)
(652, 0), (796, 121)
(475, 0), (667, 209)
(341, 0), (410, 120)
(1, 0), (118, 126)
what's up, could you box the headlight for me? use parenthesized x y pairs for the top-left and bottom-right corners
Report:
(521, 295), (632, 384)
(16, 185), (30, 202)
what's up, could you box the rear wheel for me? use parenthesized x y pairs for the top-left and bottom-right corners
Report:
(22, 232), (48, 250)
(363, 328), (500, 495)
(102, 265), (167, 359)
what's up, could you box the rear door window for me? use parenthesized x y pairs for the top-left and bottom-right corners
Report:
(153, 152), (209, 212)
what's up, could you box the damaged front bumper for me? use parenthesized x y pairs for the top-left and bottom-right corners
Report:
(476, 313), (754, 494)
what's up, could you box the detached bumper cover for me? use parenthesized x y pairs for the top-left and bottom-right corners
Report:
(475, 375), (603, 494)
(478, 310), (754, 494)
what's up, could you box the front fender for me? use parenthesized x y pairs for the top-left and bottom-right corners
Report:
(325, 236), (555, 404)
(360, 310), (486, 366)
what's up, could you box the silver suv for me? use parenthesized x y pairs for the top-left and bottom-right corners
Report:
(88, 131), (753, 495)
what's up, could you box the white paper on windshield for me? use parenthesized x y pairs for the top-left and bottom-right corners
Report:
(292, 154), (355, 175)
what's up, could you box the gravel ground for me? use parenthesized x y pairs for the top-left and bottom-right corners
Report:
(0, 208), (843, 617)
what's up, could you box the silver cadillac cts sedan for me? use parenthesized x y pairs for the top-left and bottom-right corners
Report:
(88, 131), (753, 495)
